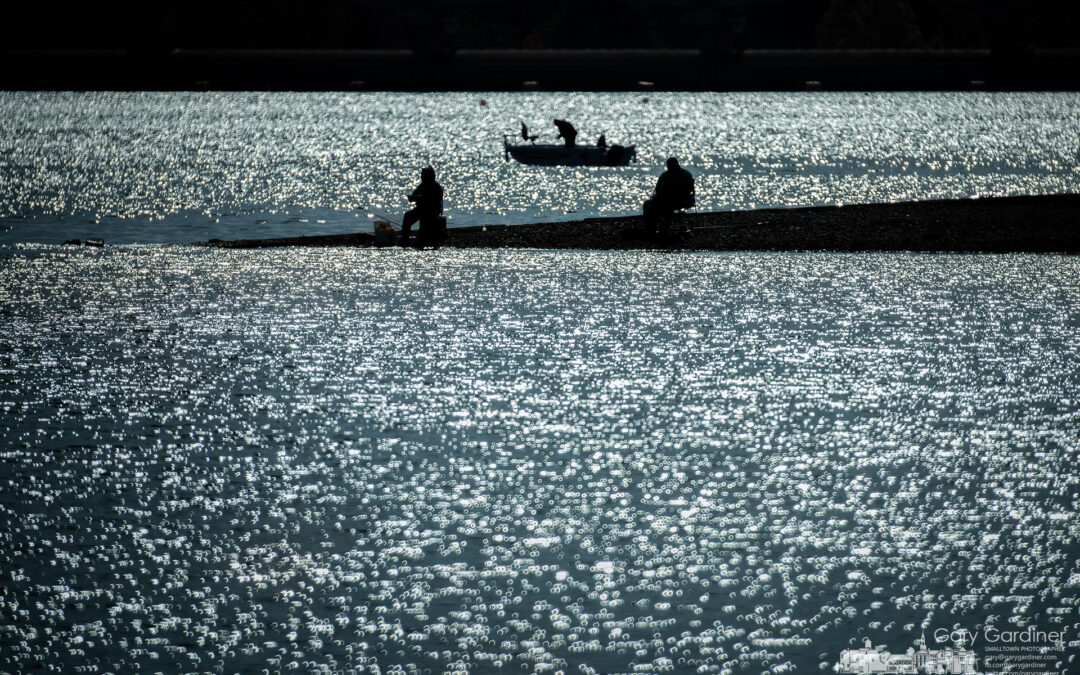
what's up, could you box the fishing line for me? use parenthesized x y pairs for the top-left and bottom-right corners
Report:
(357, 205), (401, 226)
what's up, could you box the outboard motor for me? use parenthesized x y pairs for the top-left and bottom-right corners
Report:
(606, 145), (629, 166)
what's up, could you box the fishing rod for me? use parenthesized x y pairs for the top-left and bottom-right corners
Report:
(357, 205), (401, 226)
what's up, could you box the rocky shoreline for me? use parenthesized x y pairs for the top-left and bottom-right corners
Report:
(204, 194), (1080, 253)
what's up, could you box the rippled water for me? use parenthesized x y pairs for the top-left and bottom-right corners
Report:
(2, 91), (1079, 244)
(2, 246), (1078, 673)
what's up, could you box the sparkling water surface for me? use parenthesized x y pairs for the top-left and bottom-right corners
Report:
(2, 91), (1079, 244)
(2, 246), (1079, 673)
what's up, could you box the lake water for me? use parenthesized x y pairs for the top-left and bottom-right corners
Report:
(3, 92), (1079, 674)
(2, 246), (1079, 673)
(2, 91), (1079, 244)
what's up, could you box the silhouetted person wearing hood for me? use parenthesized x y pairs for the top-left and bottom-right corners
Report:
(554, 119), (577, 147)
(402, 166), (443, 248)
(643, 157), (694, 230)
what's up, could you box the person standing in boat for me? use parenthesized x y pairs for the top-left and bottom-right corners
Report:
(554, 119), (577, 147)
(643, 156), (695, 229)
(401, 166), (443, 248)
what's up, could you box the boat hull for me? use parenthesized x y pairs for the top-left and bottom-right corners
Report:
(504, 142), (636, 166)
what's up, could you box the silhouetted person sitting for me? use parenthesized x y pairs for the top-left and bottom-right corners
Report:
(554, 119), (577, 147)
(521, 121), (538, 142)
(643, 157), (694, 232)
(597, 133), (607, 150)
(401, 166), (443, 248)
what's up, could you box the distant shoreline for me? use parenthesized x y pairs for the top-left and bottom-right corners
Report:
(204, 194), (1080, 253)
(4, 48), (1079, 91)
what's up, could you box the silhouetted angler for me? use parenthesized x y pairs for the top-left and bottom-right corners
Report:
(401, 166), (444, 248)
(643, 157), (695, 229)
(554, 119), (577, 147)
(521, 121), (538, 142)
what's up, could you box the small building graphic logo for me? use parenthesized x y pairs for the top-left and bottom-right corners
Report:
(836, 635), (982, 675)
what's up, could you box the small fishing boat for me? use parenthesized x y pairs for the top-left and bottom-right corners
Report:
(503, 138), (636, 166)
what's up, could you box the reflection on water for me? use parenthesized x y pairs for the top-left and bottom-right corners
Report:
(1, 91), (1079, 243)
(1, 246), (1078, 673)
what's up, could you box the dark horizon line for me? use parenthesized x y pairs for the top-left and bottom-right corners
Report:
(4, 48), (1079, 92)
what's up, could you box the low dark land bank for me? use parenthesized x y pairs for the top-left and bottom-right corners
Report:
(6, 49), (1080, 91)
(205, 194), (1080, 253)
